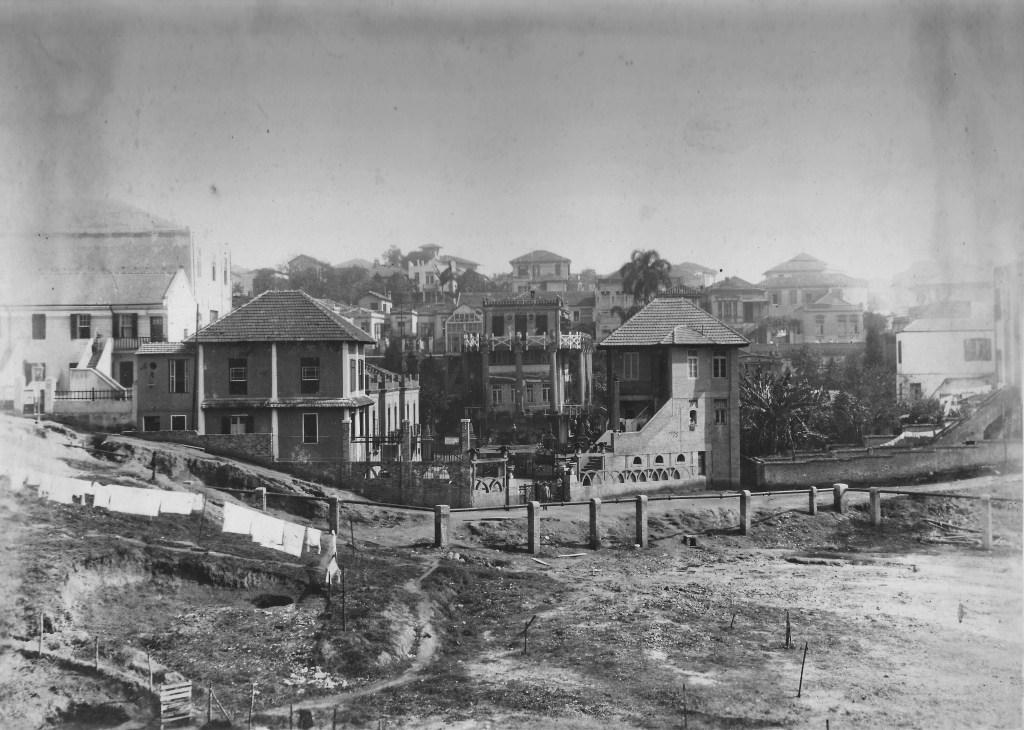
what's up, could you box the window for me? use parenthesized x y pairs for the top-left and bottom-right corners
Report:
(491, 315), (505, 336)
(118, 361), (134, 388)
(170, 414), (186, 431)
(712, 351), (728, 378)
(301, 357), (320, 394)
(714, 398), (728, 425)
(210, 310), (219, 323)
(114, 313), (138, 338)
(169, 359), (189, 393)
(526, 384), (535, 403)
(228, 358), (248, 395)
(623, 352), (640, 380)
(143, 416), (160, 432)
(302, 413), (318, 443)
(228, 414), (250, 434)
(535, 314), (549, 334)
(814, 315), (825, 336)
(532, 265), (540, 278)
(349, 359), (356, 392)
(770, 292), (779, 306)
(687, 350), (698, 379)
(223, 257), (228, 285)
(518, 265), (529, 277)
(555, 263), (562, 276)
(150, 316), (165, 342)
(369, 301), (379, 311)
(358, 359), (365, 391)
(32, 314), (46, 340)
(542, 385), (550, 403)
(491, 386), (503, 405)
(909, 383), (922, 399)
(852, 318), (859, 334)
(426, 273), (435, 285)
(897, 341), (902, 364)
(70, 313), (91, 339)
(211, 262), (216, 281)
(788, 290), (798, 305)
(697, 451), (706, 476)
(29, 363), (46, 382)
(964, 338), (992, 361)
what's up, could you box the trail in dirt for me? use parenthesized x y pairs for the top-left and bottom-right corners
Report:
(267, 555), (442, 715)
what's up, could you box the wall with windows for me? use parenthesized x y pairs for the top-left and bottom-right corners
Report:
(201, 343), (274, 399)
(135, 351), (195, 431)
(896, 324), (996, 399)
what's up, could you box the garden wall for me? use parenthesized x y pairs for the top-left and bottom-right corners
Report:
(754, 440), (1022, 488)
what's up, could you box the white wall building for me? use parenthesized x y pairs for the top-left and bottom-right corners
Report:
(896, 318), (995, 404)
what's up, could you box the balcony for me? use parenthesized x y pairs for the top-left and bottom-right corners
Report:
(114, 336), (164, 352)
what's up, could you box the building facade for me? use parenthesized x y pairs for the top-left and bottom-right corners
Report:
(510, 250), (573, 293)
(597, 296), (747, 488)
(760, 252), (867, 319)
(896, 318), (995, 403)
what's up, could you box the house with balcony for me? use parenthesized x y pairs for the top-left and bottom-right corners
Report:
(702, 276), (770, 342)
(468, 293), (593, 443)
(510, 250), (573, 293)
(0, 269), (193, 424)
(595, 296), (747, 488)
(189, 290), (378, 462)
(406, 244), (480, 303)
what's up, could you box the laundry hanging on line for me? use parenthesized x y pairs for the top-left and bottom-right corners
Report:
(159, 491), (203, 515)
(222, 502), (258, 534)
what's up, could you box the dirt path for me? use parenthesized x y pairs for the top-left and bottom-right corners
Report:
(264, 554), (442, 717)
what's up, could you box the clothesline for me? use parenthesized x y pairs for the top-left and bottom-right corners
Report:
(4, 469), (204, 517)
(222, 502), (323, 558)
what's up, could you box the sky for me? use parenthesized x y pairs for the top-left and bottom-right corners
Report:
(1, 0), (1022, 283)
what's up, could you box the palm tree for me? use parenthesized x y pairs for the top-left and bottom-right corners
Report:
(619, 249), (673, 306)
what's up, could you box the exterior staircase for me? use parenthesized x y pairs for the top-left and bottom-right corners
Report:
(933, 385), (1020, 445)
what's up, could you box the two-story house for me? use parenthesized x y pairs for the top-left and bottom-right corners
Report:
(596, 296), (747, 488)
(406, 244), (480, 303)
(760, 252), (867, 318)
(897, 317), (995, 406)
(190, 290), (377, 462)
(701, 276), (770, 342)
(510, 250), (573, 293)
(670, 261), (717, 290)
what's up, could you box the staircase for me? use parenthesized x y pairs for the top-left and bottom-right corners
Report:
(87, 349), (102, 369)
(582, 454), (604, 472)
(933, 386), (1020, 445)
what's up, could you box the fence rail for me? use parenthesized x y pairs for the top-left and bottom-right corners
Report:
(54, 389), (132, 401)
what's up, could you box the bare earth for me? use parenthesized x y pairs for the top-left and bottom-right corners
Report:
(0, 414), (1020, 729)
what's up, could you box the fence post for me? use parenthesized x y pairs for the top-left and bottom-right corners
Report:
(807, 486), (818, 516)
(589, 498), (602, 550)
(739, 490), (751, 535)
(255, 486), (267, 511)
(833, 483), (848, 514)
(329, 497), (340, 534)
(635, 495), (648, 547)
(434, 505), (450, 549)
(980, 495), (992, 550)
(870, 488), (881, 526)
(527, 501), (540, 554)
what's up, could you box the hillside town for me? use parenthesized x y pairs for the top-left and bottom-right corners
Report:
(1, 3), (1022, 729)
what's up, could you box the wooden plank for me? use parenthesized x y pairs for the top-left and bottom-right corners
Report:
(530, 557), (552, 566)
(161, 681), (193, 691)
(161, 690), (193, 699)
(556, 553), (586, 558)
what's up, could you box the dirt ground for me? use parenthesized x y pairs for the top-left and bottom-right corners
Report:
(0, 414), (1020, 729)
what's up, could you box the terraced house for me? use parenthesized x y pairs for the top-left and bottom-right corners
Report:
(594, 296), (747, 489)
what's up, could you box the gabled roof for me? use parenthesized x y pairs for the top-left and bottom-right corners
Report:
(598, 297), (748, 348)
(763, 252), (828, 276)
(510, 250), (571, 265)
(335, 257), (374, 269)
(707, 275), (760, 291)
(671, 261), (717, 275)
(760, 272), (866, 288)
(438, 254), (480, 267)
(1, 270), (181, 307)
(359, 290), (392, 302)
(191, 290), (375, 343)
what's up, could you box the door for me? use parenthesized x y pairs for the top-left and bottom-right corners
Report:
(118, 361), (134, 388)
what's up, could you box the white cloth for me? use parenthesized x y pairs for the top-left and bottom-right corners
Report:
(192, 493), (205, 511)
(7, 471), (27, 492)
(35, 473), (54, 497)
(92, 483), (112, 509)
(250, 513), (285, 549)
(46, 478), (77, 504)
(108, 485), (161, 517)
(222, 502), (257, 534)
(281, 521), (305, 557)
(305, 527), (322, 554)
(160, 491), (198, 515)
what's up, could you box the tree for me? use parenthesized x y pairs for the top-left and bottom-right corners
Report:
(618, 249), (672, 306)
(457, 269), (495, 293)
(740, 367), (830, 456)
(252, 268), (288, 296)
(382, 246), (405, 267)
(610, 304), (641, 325)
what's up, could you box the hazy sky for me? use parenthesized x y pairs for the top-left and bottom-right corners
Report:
(2, 1), (1021, 282)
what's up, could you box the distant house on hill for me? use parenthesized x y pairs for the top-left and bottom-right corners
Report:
(670, 261), (717, 289)
(510, 250), (574, 293)
(760, 252), (867, 318)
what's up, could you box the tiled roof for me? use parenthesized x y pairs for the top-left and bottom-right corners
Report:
(598, 297), (748, 348)
(510, 250), (571, 264)
(902, 318), (993, 333)
(16, 199), (186, 234)
(335, 257), (374, 269)
(1, 270), (178, 306)
(438, 254), (480, 267)
(763, 252), (828, 275)
(760, 272), (866, 288)
(707, 276), (760, 290)
(671, 261), (717, 275)
(136, 342), (195, 355)
(192, 290), (375, 343)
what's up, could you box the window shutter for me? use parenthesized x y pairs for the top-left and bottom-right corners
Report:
(113, 314), (121, 337)
(245, 415), (255, 434)
(184, 361), (191, 393)
(70, 315), (77, 338)
(221, 416), (231, 434)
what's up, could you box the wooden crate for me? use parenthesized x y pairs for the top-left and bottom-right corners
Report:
(159, 680), (192, 728)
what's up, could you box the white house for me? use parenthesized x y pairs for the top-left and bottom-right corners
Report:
(896, 318), (995, 406)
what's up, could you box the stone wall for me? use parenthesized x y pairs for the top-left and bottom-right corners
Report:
(754, 440), (1022, 488)
(122, 430), (275, 466)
